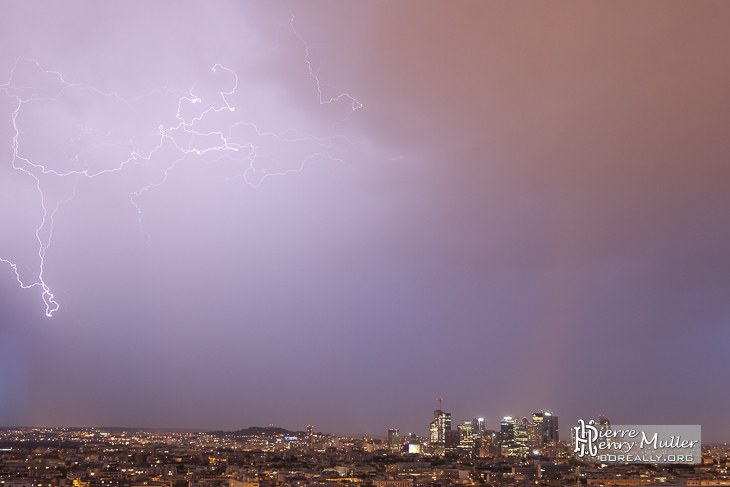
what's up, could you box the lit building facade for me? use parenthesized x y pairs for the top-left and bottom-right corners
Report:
(429, 409), (451, 454)
(472, 417), (485, 438)
(532, 411), (558, 444)
(388, 429), (400, 454)
(457, 420), (473, 452)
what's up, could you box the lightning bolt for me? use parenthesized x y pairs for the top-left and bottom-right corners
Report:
(0, 18), (362, 318)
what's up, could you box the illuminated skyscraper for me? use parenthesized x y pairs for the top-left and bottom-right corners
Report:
(532, 413), (545, 445)
(532, 411), (558, 444)
(429, 409), (451, 454)
(388, 429), (400, 454)
(472, 417), (485, 437)
(445, 429), (461, 453)
(543, 411), (558, 443)
(457, 420), (473, 451)
(514, 417), (530, 447)
(499, 416), (518, 445)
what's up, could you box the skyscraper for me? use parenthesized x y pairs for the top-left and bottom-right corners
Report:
(499, 416), (518, 446)
(429, 409), (451, 454)
(388, 429), (400, 454)
(543, 411), (558, 443)
(472, 417), (485, 438)
(458, 420), (473, 451)
(444, 429), (461, 453)
(532, 412), (545, 446)
(532, 411), (559, 445)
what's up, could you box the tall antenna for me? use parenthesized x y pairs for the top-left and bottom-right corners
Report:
(437, 397), (443, 410)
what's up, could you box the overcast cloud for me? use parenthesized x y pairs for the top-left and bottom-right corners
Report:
(1, 2), (729, 442)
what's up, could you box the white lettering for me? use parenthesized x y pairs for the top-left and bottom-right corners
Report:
(640, 432), (658, 449)
(573, 419), (599, 457)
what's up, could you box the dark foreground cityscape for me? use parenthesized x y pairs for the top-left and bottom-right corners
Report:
(1, 410), (729, 487)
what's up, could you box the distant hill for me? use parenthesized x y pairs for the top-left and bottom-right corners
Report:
(212, 426), (305, 437)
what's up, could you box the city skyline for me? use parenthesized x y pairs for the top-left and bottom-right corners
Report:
(2, 2), (729, 444)
(0, 425), (725, 486)
(0, 406), (714, 446)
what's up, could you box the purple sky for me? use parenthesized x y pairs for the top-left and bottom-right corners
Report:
(1, 2), (730, 443)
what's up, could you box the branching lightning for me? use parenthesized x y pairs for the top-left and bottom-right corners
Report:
(0, 19), (362, 318)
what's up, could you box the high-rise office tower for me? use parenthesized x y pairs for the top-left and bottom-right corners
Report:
(532, 411), (559, 444)
(532, 413), (545, 446)
(445, 429), (461, 453)
(458, 420), (473, 451)
(543, 411), (558, 443)
(430, 409), (452, 454)
(388, 429), (400, 454)
(499, 416), (518, 446)
(514, 417), (530, 447)
(472, 417), (485, 438)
